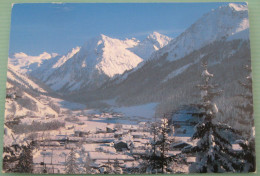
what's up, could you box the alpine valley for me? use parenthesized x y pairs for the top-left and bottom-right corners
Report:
(4, 3), (255, 174)
(8, 3), (250, 115)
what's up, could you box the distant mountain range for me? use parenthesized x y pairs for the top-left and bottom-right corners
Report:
(9, 32), (171, 92)
(7, 3), (251, 114)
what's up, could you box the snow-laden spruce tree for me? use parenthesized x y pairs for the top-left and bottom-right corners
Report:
(3, 145), (21, 172)
(143, 117), (173, 174)
(189, 61), (242, 173)
(236, 64), (254, 138)
(157, 118), (172, 173)
(103, 159), (115, 174)
(82, 153), (93, 174)
(235, 64), (255, 172)
(65, 148), (79, 174)
(113, 158), (123, 174)
(14, 143), (33, 173)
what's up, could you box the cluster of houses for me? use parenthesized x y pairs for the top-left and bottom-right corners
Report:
(31, 114), (201, 174)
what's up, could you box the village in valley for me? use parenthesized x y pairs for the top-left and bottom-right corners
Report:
(4, 81), (249, 174)
(4, 93), (201, 174)
(3, 2), (255, 174)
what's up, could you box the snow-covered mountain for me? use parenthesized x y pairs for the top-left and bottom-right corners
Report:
(5, 66), (59, 119)
(26, 32), (170, 92)
(80, 39), (251, 113)
(8, 52), (58, 74)
(67, 3), (251, 115)
(7, 3), (250, 108)
(130, 32), (172, 60)
(31, 34), (142, 91)
(6, 65), (47, 93)
(9, 32), (171, 92)
(101, 3), (250, 86)
(154, 3), (249, 62)
(52, 47), (81, 69)
(31, 47), (81, 82)
(76, 34), (142, 78)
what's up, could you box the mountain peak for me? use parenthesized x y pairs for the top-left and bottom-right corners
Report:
(156, 2), (249, 62)
(13, 52), (28, 58)
(39, 33), (143, 91)
(146, 32), (172, 48)
(129, 32), (171, 60)
(99, 34), (109, 40)
(213, 3), (248, 12)
(52, 46), (81, 69)
(11, 51), (53, 61)
(147, 31), (171, 40)
(38, 52), (53, 59)
(227, 3), (248, 11)
(148, 31), (163, 38)
(95, 34), (116, 43)
(9, 51), (56, 73)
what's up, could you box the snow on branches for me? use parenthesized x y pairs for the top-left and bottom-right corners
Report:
(236, 64), (254, 139)
(190, 61), (243, 173)
(234, 63), (255, 172)
(65, 148), (79, 174)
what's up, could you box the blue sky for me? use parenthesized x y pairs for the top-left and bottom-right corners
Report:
(9, 2), (233, 56)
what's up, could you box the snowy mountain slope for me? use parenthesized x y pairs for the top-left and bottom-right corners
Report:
(153, 3), (249, 62)
(8, 52), (58, 74)
(100, 3), (250, 90)
(41, 3), (251, 109)
(71, 37), (251, 114)
(130, 32), (172, 60)
(5, 67), (59, 120)
(10, 32), (169, 92)
(32, 34), (144, 92)
(31, 47), (81, 82)
(52, 47), (81, 69)
(78, 34), (142, 78)
(7, 65), (47, 93)
(227, 28), (249, 41)
(9, 32), (171, 93)
(5, 89), (58, 119)
(7, 3), (250, 114)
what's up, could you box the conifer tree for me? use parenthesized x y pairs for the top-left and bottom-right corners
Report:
(235, 64), (255, 172)
(236, 64), (254, 138)
(143, 117), (173, 173)
(104, 159), (114, 174)
(15, 144), (33, 173)
(65, 148), (79, 174)
(189, 61), (242, 173)
(113, 158), (123, 174)
(157, 118), (171, 173)
(83, 153), (93, 174)
(130, 162), (138, 174)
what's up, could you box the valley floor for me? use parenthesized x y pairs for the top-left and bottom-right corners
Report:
(4, 96), (198, 174)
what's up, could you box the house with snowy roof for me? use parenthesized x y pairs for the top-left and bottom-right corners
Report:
(172, 110), (200, 126)
(171, 106), (201, 137)
(74, 126), (90, 137)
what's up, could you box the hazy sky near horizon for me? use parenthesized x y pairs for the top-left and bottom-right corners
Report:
(9, 2), (239, 56)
